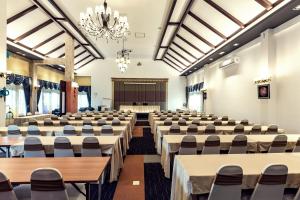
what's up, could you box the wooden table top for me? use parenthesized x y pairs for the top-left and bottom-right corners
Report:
(0, 157), (110, 184)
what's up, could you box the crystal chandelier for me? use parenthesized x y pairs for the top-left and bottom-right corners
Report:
(116, 39), (131, 73)
(79, 0), (129, 41)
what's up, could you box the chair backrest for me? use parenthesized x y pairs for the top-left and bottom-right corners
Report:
(27, 125), (41, 136)
(44, 118), (54, 126)
(94, 116), (101, 120)
(31, 168), (69, 200)
(118, 115), (126, 121)
(112, 119), (121, 126)
(201, 116), (208, 121)
(7, 125), (20, 136)
(60, 119), (69, 126)
(202, 135), (220, 154)
(268, 135), (287, 153)
(102, 113), (108, 117)
(211, 116), (218, 121)
(63, 125), (76, 135)
(167, 113), (173, 117)
(229, 135), (247, 154)
(106, 115), (114, 121)
(233, 124), (245, 134)
(101, 125), (113, 135)
(179, 135), (197, 155)
(240, 119), (249, 126)
(186, 124), (198, 135)
(54, 137), (74, 157)
(250, 164), (288, 200)
(267, 125), (278, 134)
(172, 115), (179, 121)
(191, 119), (201, 126)
(208, 165), (243, 200)
(251, 125), (262, 134)
(97, 119), (107, 126)
(293, 137), (300, 152)
(0, 171), (17, 200)
(28, 119), (38, 126)
(83, 119), (92, 126)
(191, 113), (197, 117)
(178, 118), (187, 126)
(182, 116), (189, 121)
(24, 137), (45, 158)
(169, 124), (181, 134)
(214, 119), (222, 126)
(82, 125), (94, 136)
(160, 116), (167, 121)
(164, 119), (172, 126)
(81, 137), (102, 157)
(227, 119), (236, 126)
(74, 115), (82, 120)
(205, 124), (216, 134)
(51, 115), (59, 120)
(222, 116), (229, 121)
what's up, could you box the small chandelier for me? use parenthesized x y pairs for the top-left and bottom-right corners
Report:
(116, 39), (131, 73)
(79, 0), (129, 41)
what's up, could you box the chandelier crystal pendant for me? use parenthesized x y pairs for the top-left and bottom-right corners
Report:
(116, 39), (131, 73)
(79, 0), (129, 41)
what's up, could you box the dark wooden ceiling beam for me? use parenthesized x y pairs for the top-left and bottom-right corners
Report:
(162, 60), (181, 72)
(75, 55), (92, 65)
(255, 0), (273, 10)
(14, 19), (53, 43)
(76, 58), (95, 70)
(172, 41), (197, 59)
(204, 0), (244, 28)
(182, 24), (215, 48)
(7, 5), (38, 24)
(169, 47), (192, 63)
(188, 11), (227, 40)
(45, 43), (65, 55)
(176, 33), (205, 54)
(58, 44), (82, 58)
(7, 37), (45, 57)
(164, 57), (185, 70)
(32, 31), (64, 50)
(166, 53), (188, 67)
(75, 50), (87, 58)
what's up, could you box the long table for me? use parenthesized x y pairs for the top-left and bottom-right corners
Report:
(14, 114), (51, 126)
(171, 153), (300, 200)
(0, 157), (110, 200)
(0, 135), (123, 182)
(156, 125), (285, 154)
(120, 105), (160, 113)
(162, 134), (300, 178)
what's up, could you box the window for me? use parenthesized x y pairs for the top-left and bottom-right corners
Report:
(38, 88), (60, 114)
(6, 84), (27, 116)
(188, 92), (203, 112)
(78, 91), (89, 109)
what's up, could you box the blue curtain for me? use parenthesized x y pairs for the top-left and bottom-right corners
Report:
(187, 82), (204, 93)
(37, 80), (60, 107)
(78, 86), (91, 107)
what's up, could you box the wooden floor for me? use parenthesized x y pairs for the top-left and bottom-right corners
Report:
(113, 155), (145, 200)
(132, 126), (144, 137)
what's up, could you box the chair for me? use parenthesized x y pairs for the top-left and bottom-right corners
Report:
(7, 125), (21, 136)
(118, 115), (126, 121)
(169, 124), (181, 135)
(82, 125), (94, 136)
(63, 125), (76, 136)
(54, 137), (74, 157)
(172, 115), (179, 121)
(81, 137), (102, 157)
(167, 113), (173, 117)
(227, 119), (236, 126)
(211, 116), (218, 121)
(233, 124), (245, 134)
(160, 116), (167, 121)
(74, 115), (82, 120)
(182, 116), (189, 121)
(83, 119), (92, 126)
(240, 119), (249, 126)
(59, 119), (69, 126)
(102, 113), (108, 117)
(51, 115), (59, 120)
(124, 113), (129, 117)
(0, 171), (17, 200)
(112, 118), (121, 126)
(266, 125), (278, 134)
(27, 125), (41, 136)
(214, 119), (222, 126)
(229, 135), (247, 154)
(106, 115), (114, 121)
(209, 114), (214, 117)
(222, 116), (229, 121)
(191, 113), (197, 117)
(176, 113), (182, 117)
(28, 119), (38, 126)
(293, 137), (300, 152)
(24, 137), (45, 157)
(251, 125), (262, 134)
(178, 118), (187, 126)
(202, 135), (220, 154)
(113, 113), (119, 117)
(186, 124), (198, 135)
(164, 119), (172, 126)
(192, 119), (201, 126)
(250, 164), (288, 200)
(207, 165), (243, 200)
(97, 119), (107, 126)
(179, 135), (197, 155)
(201, 116), (208, 121)
(204, 124), (216, 134)
(30, 168), (69, 200)
(44, 118), (54, 126)
(94, 116), (101, 120)
(268, 135), (287, 153)
(101, 125), (114, 135)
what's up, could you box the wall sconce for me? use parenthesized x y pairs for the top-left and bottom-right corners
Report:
(0, 87), (9, 101)
(0, 70), (12, 78)
(71, 82), (79, 88)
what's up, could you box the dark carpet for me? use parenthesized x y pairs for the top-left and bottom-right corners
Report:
(127, 128), (156, 155)
(144, 163), (172, 200)
(100, 182), (118, 200)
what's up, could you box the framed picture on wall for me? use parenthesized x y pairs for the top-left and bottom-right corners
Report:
(258, 84), (270, 99)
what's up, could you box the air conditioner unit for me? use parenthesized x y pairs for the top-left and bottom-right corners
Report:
(219, 57), (240, 69)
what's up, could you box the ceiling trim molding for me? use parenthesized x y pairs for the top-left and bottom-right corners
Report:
(32, 31), (64, 50)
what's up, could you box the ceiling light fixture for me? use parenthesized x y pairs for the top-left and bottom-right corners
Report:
(79, 0), (129, 41)
(209, 58), (214, 61)
(293, 5), (300, 11)
(233, 43), (239, 47)
(219, 51), (225, 55)
(116, 38), (132, 73)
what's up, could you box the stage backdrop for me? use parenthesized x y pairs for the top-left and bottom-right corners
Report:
(112, 78), (168, 110)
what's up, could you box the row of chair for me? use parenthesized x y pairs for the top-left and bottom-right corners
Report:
(163, 118), (250, 126)
(158, 114), (217, 120)
(7, 125), (115, 136)
(168, 123), (279, 135)
(178, 134), (297, 155)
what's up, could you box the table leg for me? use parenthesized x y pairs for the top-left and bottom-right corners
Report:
(98, 179), (102, 200)
(7, 146), (10, 158)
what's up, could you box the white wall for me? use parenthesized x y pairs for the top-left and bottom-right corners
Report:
(187, 16), (300, 134)
(76, 59), (186, 110)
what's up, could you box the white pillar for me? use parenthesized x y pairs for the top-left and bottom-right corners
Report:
(0, 0), (7, 126)
(64, 34), (74, 81)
